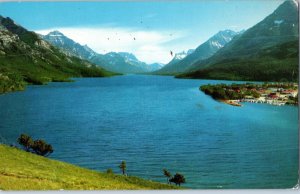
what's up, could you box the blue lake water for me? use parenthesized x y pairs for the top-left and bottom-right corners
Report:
(0, 75), (298, 189)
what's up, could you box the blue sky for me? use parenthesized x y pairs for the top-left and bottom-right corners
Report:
(0, 0), (285, 63)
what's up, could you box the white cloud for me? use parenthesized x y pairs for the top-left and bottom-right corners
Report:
(36, 27), (189, 64)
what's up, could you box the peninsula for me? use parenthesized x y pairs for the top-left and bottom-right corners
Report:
(200, 83), (298, 106)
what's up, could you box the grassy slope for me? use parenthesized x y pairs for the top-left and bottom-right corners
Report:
(0, 144), (178, 190)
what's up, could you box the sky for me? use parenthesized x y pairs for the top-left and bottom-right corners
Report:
(0, 0), (285, 64)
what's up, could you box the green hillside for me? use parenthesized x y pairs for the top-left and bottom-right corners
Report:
(177, 40), (298, 81)
(179, 0), (299, 82)
(0, 16), (117, 94)
(0, 144), (178, 190)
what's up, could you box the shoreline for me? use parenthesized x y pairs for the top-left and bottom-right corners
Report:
(221, 100), (242, 107)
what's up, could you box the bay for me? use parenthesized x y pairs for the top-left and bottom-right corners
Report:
(0, 75), (298, 189)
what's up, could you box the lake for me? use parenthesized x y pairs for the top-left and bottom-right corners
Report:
(0, 75), (298, 189)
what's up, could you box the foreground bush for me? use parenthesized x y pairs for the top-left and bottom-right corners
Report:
(17, 134), (53, 157)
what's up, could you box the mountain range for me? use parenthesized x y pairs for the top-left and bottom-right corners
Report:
(0, 16), (114, 93)
(155, 30), (241, 75)
(0, 0), (298, 90)
(42, 31), (163, 74)
(177, 0), (299, 81)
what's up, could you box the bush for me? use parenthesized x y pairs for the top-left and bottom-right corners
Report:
(17, 134), (33, 152)
(169, 173), (186, 186)
(31, 139), (53, 156)
(106, 168), (114, 174)
(17, 134), (53, 157)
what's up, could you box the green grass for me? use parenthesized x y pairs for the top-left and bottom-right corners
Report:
(0, 144), (179, 190)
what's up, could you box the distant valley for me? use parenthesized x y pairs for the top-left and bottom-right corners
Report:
(42, 31), (163, 74)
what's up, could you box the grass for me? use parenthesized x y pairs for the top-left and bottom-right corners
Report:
(0, 144), (179, 190)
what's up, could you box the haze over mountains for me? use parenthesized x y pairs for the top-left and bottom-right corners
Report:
(39, 0), (298, 81)
(178, 0), (299, 81)
(42, 31), (162, 74)
(155, 30), (241, 75)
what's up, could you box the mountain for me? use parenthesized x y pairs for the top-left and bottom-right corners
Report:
(165, 49), (195, 68)
(147, 63), (164, 71)
(42, 31), (97, 60)
(155, 30), (239, 75)
(90, 52), (151, 74)
(178, 0), (299, 82)
(42, 31), (156, 74)
(90, 51), (162, 74)
(0, 16), (114, 93)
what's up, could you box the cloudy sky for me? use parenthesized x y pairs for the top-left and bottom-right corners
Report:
(0, 0), (284, 64)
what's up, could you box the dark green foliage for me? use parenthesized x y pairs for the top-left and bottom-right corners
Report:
(0, 72), (25, 93)
(31, 139), (53, 157)
(200, 82), (298, 103)
(169, 173), (186, 186)
(119, 161), (127, 175)
(200, 83), (269, 100)
(200, 84), (245, 100)
(163, 169), (172, 184)
(17, 134), (53, 156)
(17, 134), (33, 152)
(106, 168), (114, 174)
(178, 40), (299, 82)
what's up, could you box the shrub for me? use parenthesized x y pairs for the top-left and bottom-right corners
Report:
(106, 168), (114, 174)
(17, 134), (33, 152)
(169, 173), (186, 186)
(31, 139), (53, 156)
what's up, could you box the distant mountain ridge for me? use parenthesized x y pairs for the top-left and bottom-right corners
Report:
(42, 31), (162, 73)
(155, 29), (240, 75)
(42, 31), (97, 60)
(178, 0), (299, 82)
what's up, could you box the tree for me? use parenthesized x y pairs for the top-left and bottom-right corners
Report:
(17, 134), (33, 152)
(163, 169), (172, 184)
(119, 161), (126, 175)
(169, 173), (186, 186)
(31, 139), (53, 157)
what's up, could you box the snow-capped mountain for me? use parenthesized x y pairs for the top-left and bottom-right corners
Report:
(181, 0), (299, 81)
(155, 30), (240, 74)
(42, 31), (97, 59)
(42, 31), (158, 74)
(91, 52), (151, 74)
(173, 49), (195, 60)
